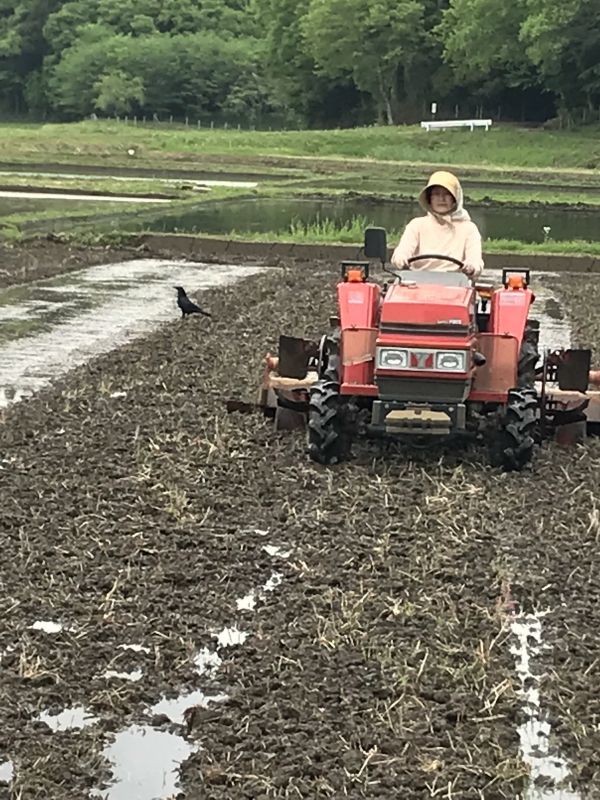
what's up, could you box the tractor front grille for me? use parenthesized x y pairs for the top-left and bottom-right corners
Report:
(379, 322), (471, 336)
(376, 376), (470, 403)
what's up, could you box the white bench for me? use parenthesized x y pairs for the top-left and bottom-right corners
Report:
(420, 119), (492, 132)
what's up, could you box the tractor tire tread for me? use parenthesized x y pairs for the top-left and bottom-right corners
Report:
(517, 322), (540, 389)
(307, 332), (350, 465)
(490, 388), (539, 471)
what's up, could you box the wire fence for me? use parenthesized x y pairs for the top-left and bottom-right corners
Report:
(90, 111), (298, 131)
(0, 103), (592, 130)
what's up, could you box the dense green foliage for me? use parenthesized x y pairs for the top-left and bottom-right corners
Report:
(0, 0), (598, 126)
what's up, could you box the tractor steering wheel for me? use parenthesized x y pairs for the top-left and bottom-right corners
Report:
(407, 254), (464, 268)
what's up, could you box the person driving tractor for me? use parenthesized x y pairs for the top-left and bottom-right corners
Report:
(391, 171), (484, 279)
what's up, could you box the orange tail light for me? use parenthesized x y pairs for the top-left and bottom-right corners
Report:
(346, 268), (365, 282)
(508, 274), (525, 289)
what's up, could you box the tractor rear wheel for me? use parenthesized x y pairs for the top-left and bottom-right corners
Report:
(518, 320), (540, 388)
(490, 388), (539, 471)
(307, 333), (350, 465)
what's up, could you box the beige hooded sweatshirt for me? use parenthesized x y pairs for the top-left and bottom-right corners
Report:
(390, 171), (484, 279)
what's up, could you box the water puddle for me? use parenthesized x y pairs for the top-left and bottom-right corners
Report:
(104, 669), (143, 682)
(511, 614), (581, 799)
(93, 649), (226, 799)
(236, 591), (257, 611)
(263, 545), (291, 558)
(246, 527), (269, 537)
(103, 643), (149, 681)
(0, 259), (262, 407)
(150, 690), (228, 726)
(92, 725), (194, 800)
(194, 647), (222, 675)
(0, 759), (14, 783)
(29, 620), (66, 634)
(235, 571), (284, 613)
(118, 644), (150, 654)
(38, 705), (99, 732)
(213, 626), (248, 648)
(263, 572), (283, 592)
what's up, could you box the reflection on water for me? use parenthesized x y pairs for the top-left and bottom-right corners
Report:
(213, 626), (248, 648)
(38, 705), (98, 732)
(150, 689), (228, 725)
(0, 759), (14, 783)
(92, 726), (194, 800)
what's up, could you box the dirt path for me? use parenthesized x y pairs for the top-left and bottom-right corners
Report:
(0, 254), (599, 798)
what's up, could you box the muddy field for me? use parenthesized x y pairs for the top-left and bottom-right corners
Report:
(1, 245), (600, 799)
(0, 238), (140, 290)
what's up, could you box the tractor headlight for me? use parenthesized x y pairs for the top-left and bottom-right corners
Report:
(435, 351), (467, 372)
(377, 347), (409, 369)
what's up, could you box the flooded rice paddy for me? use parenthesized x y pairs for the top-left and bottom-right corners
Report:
(0, 258), (263, 407)
(119, 196), (600, 244)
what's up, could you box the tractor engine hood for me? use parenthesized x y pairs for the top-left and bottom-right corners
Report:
(380, 281), (474, 335)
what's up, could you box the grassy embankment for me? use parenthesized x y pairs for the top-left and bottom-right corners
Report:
(4, 118), (600, 169)
(1, 120), (599, 255)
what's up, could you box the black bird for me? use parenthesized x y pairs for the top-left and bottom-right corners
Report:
(174, 286), (212, 319)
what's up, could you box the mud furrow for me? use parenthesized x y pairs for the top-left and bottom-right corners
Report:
(0, 260), (598, 799)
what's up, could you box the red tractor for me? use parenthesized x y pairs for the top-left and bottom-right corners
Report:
(232, 227), (598, 470)
(305, 227), (543, 470)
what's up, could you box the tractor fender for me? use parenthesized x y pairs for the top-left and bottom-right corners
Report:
(337, 281), (381, 388)
(488, 286), (534, 348)
(337, 280), (381, 331)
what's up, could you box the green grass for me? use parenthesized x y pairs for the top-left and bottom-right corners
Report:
(287, 213), (378, 243)
(5, 119), (600, 174)
(212, 215), (600, 257)
(485, 238), (600, 256)
(0, 173), (192, 197)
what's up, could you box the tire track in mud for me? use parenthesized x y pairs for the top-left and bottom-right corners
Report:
(403, 447), (600, 800)
(510, 272), (600, 798)
(184, 455), (527, 799)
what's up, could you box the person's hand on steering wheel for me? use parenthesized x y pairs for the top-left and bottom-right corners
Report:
(390, 253), (409, 269)
(461, 262), (478, 278)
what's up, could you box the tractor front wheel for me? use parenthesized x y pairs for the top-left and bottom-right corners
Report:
(307, 334), (350, 465)
(490, 388), (539, 471)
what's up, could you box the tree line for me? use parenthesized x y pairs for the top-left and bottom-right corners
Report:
(0, 0), (597, 126)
